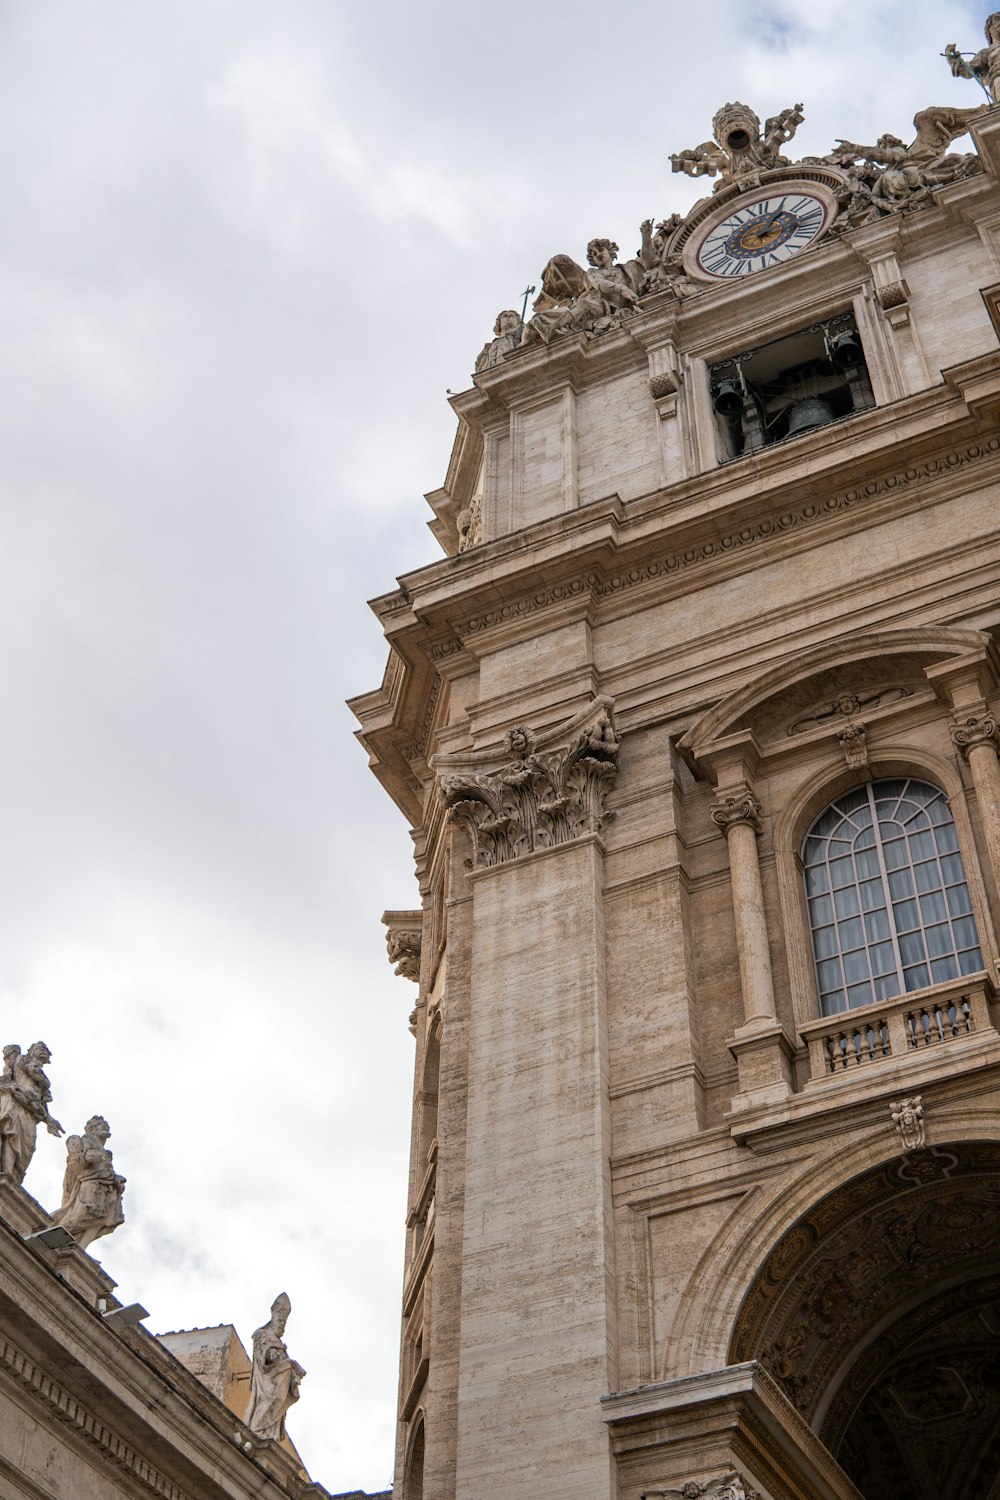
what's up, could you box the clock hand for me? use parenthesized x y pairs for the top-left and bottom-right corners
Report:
(759, 199), (788, 240)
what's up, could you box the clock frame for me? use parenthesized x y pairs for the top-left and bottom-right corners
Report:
(682, 179), (839, 284)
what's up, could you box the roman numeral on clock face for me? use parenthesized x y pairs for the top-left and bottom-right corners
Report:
(695, 191), (829, 278)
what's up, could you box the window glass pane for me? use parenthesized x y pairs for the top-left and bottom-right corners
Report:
(865, 909), (890, 943)
(870, 941), (896, 976)
(924, 922), (952, 957)
(809, 894), (833, 926)
(814, 924), (839, 959)
(919, 890), (947, 925)
(804, 779), (972, 1018)
(817, 958), (842, 990)
(908, 830), (935, 861)
(834, 886), (860, 919)
(893, 897), (919, 932)
(946, 884), (973, 918)
(883, 838), (908, 871)
(843, 949), (870, 984)
(954, 915), (980, 950)
(839, 916), (865, 951)
(899, 931), (927, 965)
(934, 823), (959, 854)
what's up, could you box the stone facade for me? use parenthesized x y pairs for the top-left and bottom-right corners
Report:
(352, 94), (1000, 1500)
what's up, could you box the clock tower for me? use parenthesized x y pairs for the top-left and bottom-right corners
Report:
(353, 36), (1000, 1500)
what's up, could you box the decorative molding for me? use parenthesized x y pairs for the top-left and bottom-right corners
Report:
(453, 436), (1000, 642)
(837, 722), (870, 777)
(440, 707), (619, 869)
(950, 711), (999, 756)
(890, 1095), (925, 1153)
(0, 1334), (194, 1500)
(788, 684), (913, 736)
(649, 371), (680, 400)
(710, 793), (763, 836)
(643, 1472), (760, 1500)
(382, 911), (423, 983)
(876, 279), (908, 311)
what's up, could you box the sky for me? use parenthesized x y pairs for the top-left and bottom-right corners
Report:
(0, 0), (990, 1490)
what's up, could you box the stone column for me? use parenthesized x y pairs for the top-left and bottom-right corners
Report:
(710, 790), (776, 1029)
(926, 646), (1000, 904)
(951, 709), (1000, 893)
(700, 733), (792, 1113)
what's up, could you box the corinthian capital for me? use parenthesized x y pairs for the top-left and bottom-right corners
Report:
(710, 791), (763, 836)
(950, 712), (999, 758)
(439, 702), (620, 869)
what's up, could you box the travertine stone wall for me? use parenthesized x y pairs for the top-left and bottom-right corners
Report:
(455, 836), (616, 1500)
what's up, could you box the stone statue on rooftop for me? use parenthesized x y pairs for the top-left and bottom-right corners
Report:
(945, 12), (1000, 103)
(826, 104), (987, 221)
(51, 1115), (126, 1250)
(671, 101), (805, 191)
(245, 1292), (306, 1441)
(475, 309), (523, 373)
(0, 1041), (64, 1184)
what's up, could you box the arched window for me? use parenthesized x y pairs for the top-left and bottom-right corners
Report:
(803, 778), (983, 1016)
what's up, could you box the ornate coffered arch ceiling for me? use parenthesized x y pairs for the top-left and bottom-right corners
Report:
(729, 1142), (1000, 1500)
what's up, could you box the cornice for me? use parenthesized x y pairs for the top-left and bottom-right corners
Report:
(452, 426), (1000, 644)
(0, 1331), (194, 1500)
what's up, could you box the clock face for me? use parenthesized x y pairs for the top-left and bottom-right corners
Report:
(694, 192), (831, 280)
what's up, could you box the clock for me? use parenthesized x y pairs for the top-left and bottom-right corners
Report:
(686, 186), (836, 282)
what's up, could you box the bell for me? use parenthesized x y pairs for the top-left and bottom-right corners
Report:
(787, 397), (836, 437)
(827, 329), (864, 371)
(714, 378), (744, 416)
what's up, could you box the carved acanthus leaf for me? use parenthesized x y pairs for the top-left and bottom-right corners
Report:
(382, 910), (423, 983)
(440, 707), (620, 869)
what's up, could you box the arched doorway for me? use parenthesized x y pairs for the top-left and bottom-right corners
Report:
(730, 1142), (1000, 1499)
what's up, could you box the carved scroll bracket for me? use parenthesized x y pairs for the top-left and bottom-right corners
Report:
(838, 721), (871, 779)
(382, 910), (423, 982)
(438, 698), (620, 869)
(950, 710), (1000, 758)
(710, 790), (763, 837)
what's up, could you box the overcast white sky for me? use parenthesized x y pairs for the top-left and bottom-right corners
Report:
(0, 0), (989, 1490)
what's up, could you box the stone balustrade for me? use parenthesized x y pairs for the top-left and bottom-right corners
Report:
(800, 973), (995, 1081)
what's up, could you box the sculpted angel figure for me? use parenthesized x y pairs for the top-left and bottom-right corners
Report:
(0, 1041), (64, 1184)
(829, 105), (986, 219)
(946, 12), (1000, 102)
(244, 1292), (306, 1441)
(51, 1115), (126, 1250)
